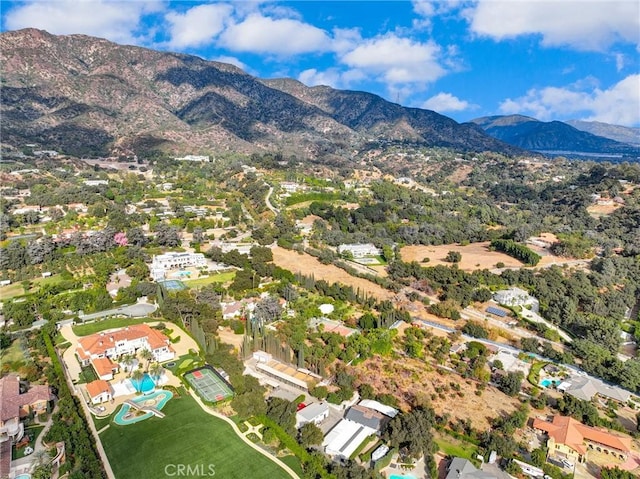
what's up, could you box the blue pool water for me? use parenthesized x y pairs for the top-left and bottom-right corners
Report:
(540, 378), (556, 388)
(130, 373), (155, 393)
(389, 475), (417, 479)
(16, 474), (32, 479)
(114, 390), (173, 425)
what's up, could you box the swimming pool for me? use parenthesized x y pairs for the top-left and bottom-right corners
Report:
(15, 474), (31, 479)
(540, 378), (556, 388)
(130, 373), (155, 393)
(114, 390), (173, 425)
(389, 474), (417, 479)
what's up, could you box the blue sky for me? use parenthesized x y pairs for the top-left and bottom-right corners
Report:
(2, 1), (639, 126)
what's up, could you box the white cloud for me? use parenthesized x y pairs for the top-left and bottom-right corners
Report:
(466, 0), (640, 51)
(4, 0), (161, 44)
(219, 14), (331, 55)
(341, 35), (446, 85)
(299, 68), (342, 88)
(614, 53), (625, 72)
(165, 4), (232, 49)
(298, 67), (365, 89)
(422, 92), (474, 112)
(499, 74), (640, 126)
(211, 55), (249, 72)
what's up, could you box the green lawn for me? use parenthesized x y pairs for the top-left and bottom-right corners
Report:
(78, 365), (99, 384)
(1, 339), (27, 364)
(73, 317), (156, 336)
(12, 425), (45, 459)
(0, 274), (66, 301)
(280, 455), (303, 477)
(182, 271), (236, 288)
(435, 435), (478, 462)
(528, 361), (549, 386)
(100, 393), (291, 479)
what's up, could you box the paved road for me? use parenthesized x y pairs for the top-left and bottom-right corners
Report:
(264, 185), (279, 214)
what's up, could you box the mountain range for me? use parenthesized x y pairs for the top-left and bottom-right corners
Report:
(0, 29), (521, 160)
(471, 115), (640, 158)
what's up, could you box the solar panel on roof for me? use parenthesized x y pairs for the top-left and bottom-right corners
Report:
(486, 306), (507, 317)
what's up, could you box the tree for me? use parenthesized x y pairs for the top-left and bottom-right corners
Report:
(462, 321), (489, 339)
(497, 371), (524, 397)
(139, 348), (153, 372)
(298, 422), (323, 448)
(384, 407), (437, 460)
(445, 251), (462, 263)
(254, 295), (282, 326)
(266, 397), (297, 435)
(131, 369), (145, 393)
(121, 354), (135, 376)
(149, 362), (164, 383)
(310, 385), (329, 400)
(600, 467), (636, 479)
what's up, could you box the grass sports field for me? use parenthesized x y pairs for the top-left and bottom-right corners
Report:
(100, 392), (290, 479)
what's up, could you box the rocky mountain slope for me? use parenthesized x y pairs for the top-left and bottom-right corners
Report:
(472, 115), (639, 157)
(0, 29), (520, 159)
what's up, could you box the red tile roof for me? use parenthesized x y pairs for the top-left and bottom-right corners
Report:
(533, 415), (632, 455)
(77, 323), (170, 357)
(0, 375), (52, 422)
(91, 357), (118, 377)
(86, 380), (111, 399)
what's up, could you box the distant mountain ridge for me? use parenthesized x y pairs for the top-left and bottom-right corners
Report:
(471, 115), (640, 157)
(566, 120), (640, 146)
(0, 29), (521, 159)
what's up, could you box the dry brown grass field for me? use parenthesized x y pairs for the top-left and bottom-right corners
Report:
(401, 242), (523, 271)
(271, 246), (395, 301)
(351, 355), (520, 431)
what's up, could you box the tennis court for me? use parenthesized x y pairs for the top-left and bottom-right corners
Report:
(184, 367), (234, 403)
(158, 279), (188, 291)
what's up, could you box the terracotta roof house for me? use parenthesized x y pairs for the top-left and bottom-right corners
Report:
(76, 323), (174, 367)
(0, 375), (52, 443)
(91, 357), (119, 381)
(86, 380), (113, 405)
(533, 415), (633, 463)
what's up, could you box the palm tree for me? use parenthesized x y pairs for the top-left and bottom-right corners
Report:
(121, 353), (135, 377)
(139, 348), (154, 372)
(149, 362), (164, 385)
(131, 369), (145, 393)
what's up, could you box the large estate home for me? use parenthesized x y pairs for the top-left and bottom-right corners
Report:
(150, 252), (207, 280)
(533, 415), (633, 464)
(0, 375), (53, 443)
(76, 323), (175, 369)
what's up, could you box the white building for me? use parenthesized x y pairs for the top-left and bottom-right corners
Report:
(174, 155), (210, 162)
(296, 402), (329, 428)
(323, 419), (376, 460)
(281, 182), (304, 193)
(76, 324), (175, 366)
(494, 287), (539, 313)
(83, 180), (109, 186)
(337, 243), (382, 258)
(150, 252), (208, 280)
(86, 380), (113, 405)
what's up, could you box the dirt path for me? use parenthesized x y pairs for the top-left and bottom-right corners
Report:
(188, 392), (299, 479)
